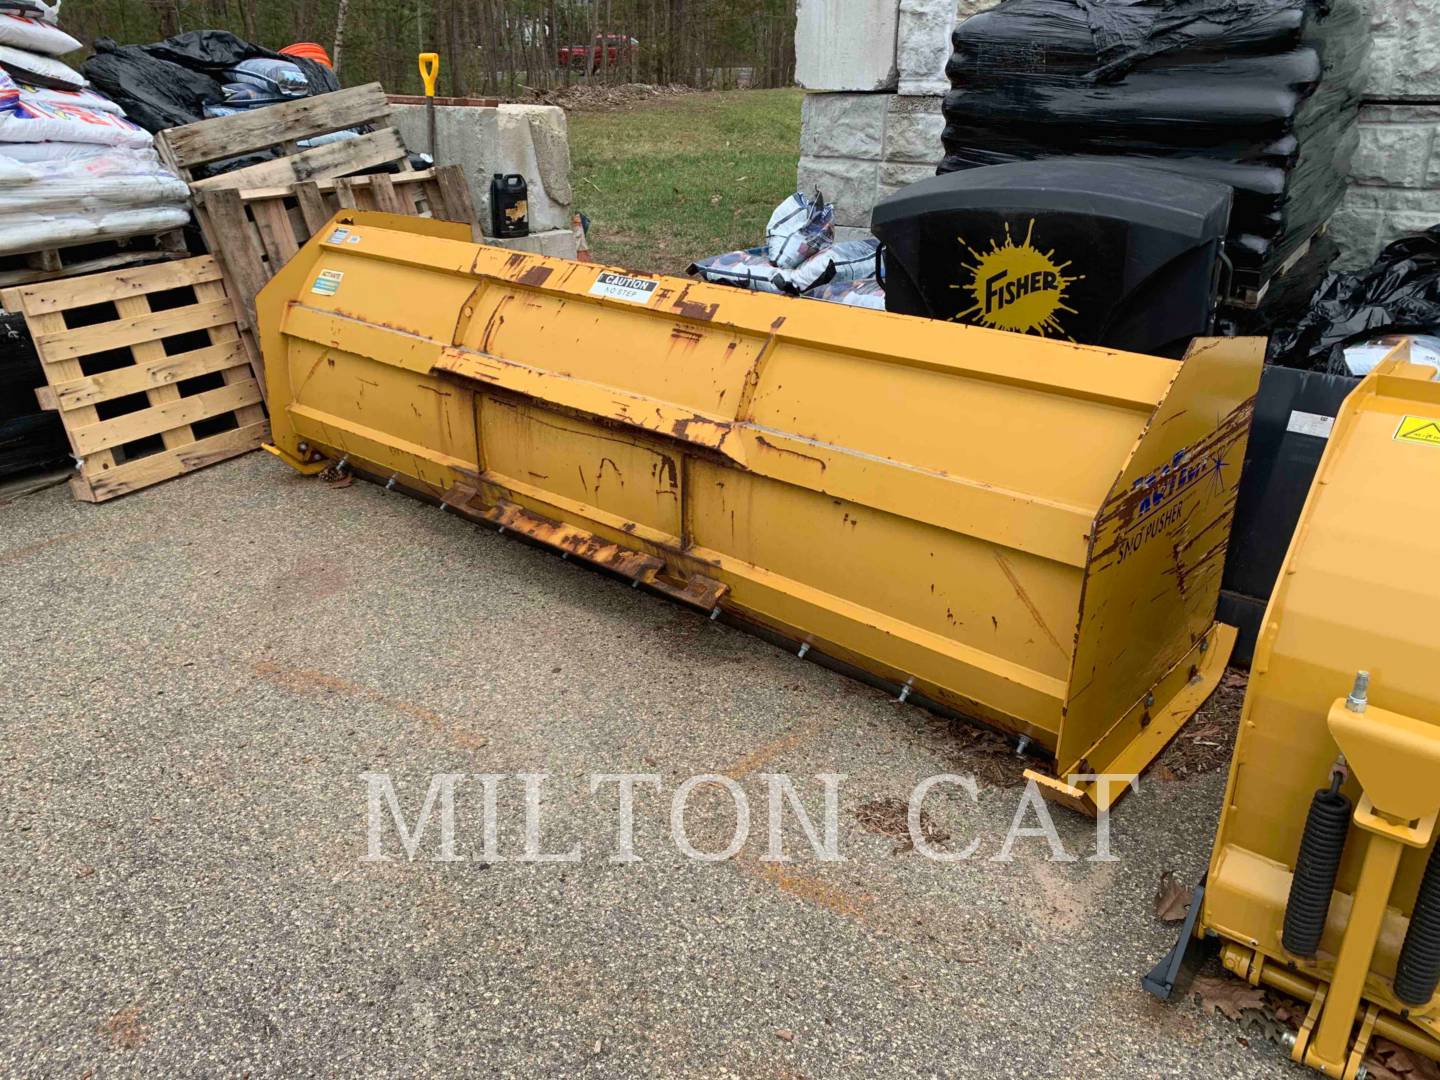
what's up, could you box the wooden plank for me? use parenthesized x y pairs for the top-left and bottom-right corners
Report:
(368, 174), (403, 213)
(333, 177), (359, 209)
(34, 300), (234, 362)
(25, 249), (62, 272)
(48, 339), (250, 410)
(435, 165), (481, 240)
(190, 129), (407, 193)
(294, 181), (332, 236)
(251, 199), (301, 268)
(159, 84), (391, 169)
(79, 420), (268, 503)
(0, 250), (189, 290)
(68, 379), (262, 455)
(237, 168), (439, 202)
(194, 277), (268, 416)
(201, 189), (269, 328)
(8, 256), (222, 314)
(114, 293), (196, 451)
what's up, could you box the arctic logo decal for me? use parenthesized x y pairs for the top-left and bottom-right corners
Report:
(952, 219), (1083, 338)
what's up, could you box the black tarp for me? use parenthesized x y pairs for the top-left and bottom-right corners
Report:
(1269, 226), (1440, 370)
(937, 0), (1368, 288)
(81, 31), (339, 134)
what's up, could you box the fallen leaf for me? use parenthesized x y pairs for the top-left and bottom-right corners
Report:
(1191, 973), (1267, 1021)
(1222, 670), (1248, 690)
(1371, 1038), (1440, 1080)
(775, 1028), (795, 1042)
(1155, 870), (1191, 923)
(1153, 764), (1179, 783)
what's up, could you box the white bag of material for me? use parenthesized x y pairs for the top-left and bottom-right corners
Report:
(18, 80), (125, 114)
(765, 189), (835, 270)
(0, 42), (83, 88)
(0, 98), (152, 146)
(0, 151), (35, 184)
(688, 247), (788, 293)
(774, 238), (882, 295)
(0, 204), (189, 256)
(0, 1), (61, 27)
(0, 12), (78, 56)
(806, 279), (887, 311)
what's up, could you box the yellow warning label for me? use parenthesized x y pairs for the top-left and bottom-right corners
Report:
(1395, 415), (1440, 446)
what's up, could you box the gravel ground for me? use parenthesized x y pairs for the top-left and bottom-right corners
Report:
(0, 454), (1308, 1078)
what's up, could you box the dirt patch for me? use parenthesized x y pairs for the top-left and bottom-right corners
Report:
(522, 82), (701, 112)
(99, 1004), (148, 1050)
(1155, 667), (1246, 780)
(853, 796), (950, 854)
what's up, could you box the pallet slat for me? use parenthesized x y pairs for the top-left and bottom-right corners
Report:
(46, 340), (250, 410)
(34, 300), (234, 362)
(190, 129), (408, 193)
(160, 84), (392, 170)
(77, 421), (267, 503)
(12, 256), (223, 314)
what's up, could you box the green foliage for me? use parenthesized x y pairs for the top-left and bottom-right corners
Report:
(568, 88), (803, 274)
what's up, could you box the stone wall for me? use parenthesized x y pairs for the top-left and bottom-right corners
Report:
(1331, 0), (1440, 267)
(794, 0), (960, 236)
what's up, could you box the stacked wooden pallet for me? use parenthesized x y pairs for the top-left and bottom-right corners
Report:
(157, 83), (478, 391)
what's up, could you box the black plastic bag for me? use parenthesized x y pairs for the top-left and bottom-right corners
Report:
(82, 31), (338, 135)
(1268, 226), (1440, 371)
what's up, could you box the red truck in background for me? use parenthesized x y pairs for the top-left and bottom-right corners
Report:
(558, 34), (639, 73)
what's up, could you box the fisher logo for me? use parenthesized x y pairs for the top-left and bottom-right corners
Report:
(952, 219), (1082, 338)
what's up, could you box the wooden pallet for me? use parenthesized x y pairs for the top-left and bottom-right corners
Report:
(1, 257), (267, 503)
(0, 228), (189, 289)
(156, 84), (479, 397)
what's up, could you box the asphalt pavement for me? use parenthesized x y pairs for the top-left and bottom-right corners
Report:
(0, 454), (1308, 1077)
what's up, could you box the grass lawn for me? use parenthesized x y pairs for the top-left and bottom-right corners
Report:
(566, 88), (804, 274)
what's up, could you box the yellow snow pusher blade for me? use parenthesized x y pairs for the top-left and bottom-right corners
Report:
(257, 211), (1262, 814)
(1190, 350), (1440, 1077)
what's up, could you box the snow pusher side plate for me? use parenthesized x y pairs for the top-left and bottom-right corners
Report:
(257, 211), (1263, 812)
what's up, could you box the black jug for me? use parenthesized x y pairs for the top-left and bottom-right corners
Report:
(490, 173), (530, 239)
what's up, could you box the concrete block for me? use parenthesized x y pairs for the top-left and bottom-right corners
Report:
(1366, 0), (1440, 98)
(897, 0), (958, 96)
(956, 0), (1004, 15)
(481, 229), (579, 260)
(833, 225), (875, 245)
(878, 160), (938, 201)
(1332, 185), (1440, 268)
(795, 0), (900, 92)
(800, 92), (889, 160)
(1352, 120), (1435, 188)
(497, 105), (574, 233)
(798, 155), (880, 228)
(883, 96), (945, 164)
(391, 101), (573, 236)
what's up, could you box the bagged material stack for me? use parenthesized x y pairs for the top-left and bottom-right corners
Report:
(689, 190), (888, 306)
(937, 0), (1369, 291)
(0, 3), (190, 256)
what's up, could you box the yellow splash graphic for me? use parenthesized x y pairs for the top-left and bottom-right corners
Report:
(951, 219), (1083, 338)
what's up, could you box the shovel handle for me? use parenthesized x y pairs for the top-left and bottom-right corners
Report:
(418, 53), (440, 97)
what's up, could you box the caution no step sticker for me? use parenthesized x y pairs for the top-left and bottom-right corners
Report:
(1395, 415), (1440, 447)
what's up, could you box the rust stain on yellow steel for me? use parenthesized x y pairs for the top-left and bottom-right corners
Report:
(1200, 349), (1440, 1074)
(257, 211), (1263, 812)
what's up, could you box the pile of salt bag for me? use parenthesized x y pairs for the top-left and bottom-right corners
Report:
(689, 190), (888, 308)
(0, 4), (191, 257)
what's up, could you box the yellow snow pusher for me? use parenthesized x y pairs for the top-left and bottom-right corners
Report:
(256, 211), (1262, 814)
(1146, 349), (1440, 1076)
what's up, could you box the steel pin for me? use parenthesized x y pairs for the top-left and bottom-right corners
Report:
(797, 642), (810, 659)
(896, 677), (914, 704)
